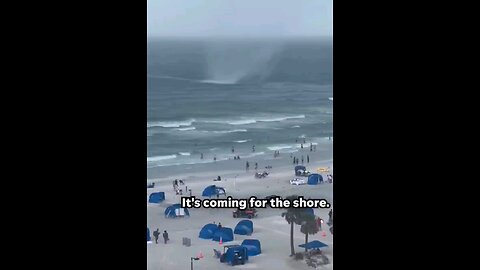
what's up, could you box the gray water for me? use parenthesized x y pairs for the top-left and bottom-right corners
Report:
(147, 38), (332, 173)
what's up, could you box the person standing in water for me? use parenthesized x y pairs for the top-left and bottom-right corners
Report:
(307, 155), (310, 163)
(232, 146), (234, 153)
(201, 153), (204, 159)
(246, 161), (250, 171)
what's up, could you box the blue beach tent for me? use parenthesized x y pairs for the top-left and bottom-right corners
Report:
(202, 185), (226, 197)
(164, 204), (190, 218)
(212, 227), (234, 242)
(307, 174), (323, 185)
(241, 239), (262, 256)
(234, 220), (254, 235)
(148, 192), (165, 203)
(199, 223), (219, 239)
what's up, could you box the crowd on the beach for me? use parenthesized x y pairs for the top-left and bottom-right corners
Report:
(195, 134), (331, 171)
(173, 179), (192, 196)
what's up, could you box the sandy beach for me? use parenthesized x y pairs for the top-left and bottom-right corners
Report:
(147, 139), (333, 270)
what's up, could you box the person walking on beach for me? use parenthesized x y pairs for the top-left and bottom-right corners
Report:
(232, 146), (235, 153)
(246, 161), (250, 171)
(301, 156), (304, 164)
(255, 162), (258, 170)
(252, 145), (255, 152)
(307, 155), (310, 163)
(162, 230), (169, 244)
(214, 156), (217, 162)
(153, 229), (160, 244)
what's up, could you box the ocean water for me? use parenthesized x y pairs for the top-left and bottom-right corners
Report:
(147, 38), (332, 173)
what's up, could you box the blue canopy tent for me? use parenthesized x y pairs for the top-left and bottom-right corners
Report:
(234, 220), (254, 235)
(241, 239), (261, 256)
(148, 192), (165, 203)
(298, 240), (328, 250)
(147, 227), (151, 242)
(164, 204), (190, 218)
(220, 245), (249, 265)
(199, 223), (219, 239)
(307, 174), (323, 185)
(212, 227), (234, 242)
(202, 185), (226, 197)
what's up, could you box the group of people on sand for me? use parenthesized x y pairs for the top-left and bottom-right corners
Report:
(152, 229), (169, 244)
(173, 179), (192, 196)
(292, 155), (310, 164)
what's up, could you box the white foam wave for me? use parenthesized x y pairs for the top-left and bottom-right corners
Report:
(211, 129), (247, 134)
(199, 115), (305, 126)
(147, 155), (177, 162)
(176, 127), (196, 131)
(258, 115), (305, 122)
(291, 125), (301, 128)
(329, 97), (333, 101)
(229, 119), (257, 125)
(147, 119), (195, 128)
(178, 152), (191, 156)
(267, 145), (294, 151)
(234, 139), (251, 143)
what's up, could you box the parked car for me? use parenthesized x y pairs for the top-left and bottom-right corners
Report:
(233, 208), (257, 219)
(290, 178), (308, 185)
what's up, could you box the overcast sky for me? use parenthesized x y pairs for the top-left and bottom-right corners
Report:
(147, 0), (332, 37)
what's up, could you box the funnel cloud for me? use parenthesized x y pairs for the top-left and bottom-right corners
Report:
(204, 40), (283, 84)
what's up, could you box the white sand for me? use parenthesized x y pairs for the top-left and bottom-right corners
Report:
(147, 141), (333, 270)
